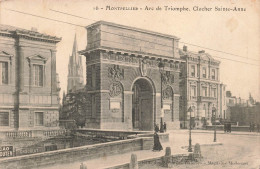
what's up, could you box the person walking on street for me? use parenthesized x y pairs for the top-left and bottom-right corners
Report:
(249, 122), (252, 132)
(152, 132), (163, 151)
(257, 123), (260, 133)
(154, 123), (159, 133)
(252, 123), (255, 132)
(224, 123), (227, 133)
(163, 122), (167, 133)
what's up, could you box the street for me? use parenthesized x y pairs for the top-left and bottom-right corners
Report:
(41, 130), (260, 169)
(146, 130), (260, 169)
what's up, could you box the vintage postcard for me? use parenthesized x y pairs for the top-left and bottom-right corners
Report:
(0, 0), (259, 168)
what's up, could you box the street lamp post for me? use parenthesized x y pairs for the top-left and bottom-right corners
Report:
(213, 109), (217, 142)
(188, 106), (193, 152)
(158, 61), (164, 133)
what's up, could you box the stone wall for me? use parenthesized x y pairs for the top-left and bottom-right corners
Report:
(0, 137), (153, 169)
(104, 153), (191, 169)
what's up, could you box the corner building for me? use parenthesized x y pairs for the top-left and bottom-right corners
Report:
(179, 47), (222, 128)
(0, 25), (61, 130)
(81, 21), (183, 131)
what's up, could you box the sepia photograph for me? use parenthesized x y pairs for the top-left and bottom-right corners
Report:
(0, 0), (259, 168)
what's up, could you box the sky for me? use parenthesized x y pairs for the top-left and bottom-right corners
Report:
(0, 0), (259, 101)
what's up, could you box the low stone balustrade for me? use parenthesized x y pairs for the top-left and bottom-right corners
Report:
(43, 130), (66, 137)
(2, 129), (66, 139)
(5, 131), (32, 138)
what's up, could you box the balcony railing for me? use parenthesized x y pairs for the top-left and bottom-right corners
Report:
(198, 96), (217, 102)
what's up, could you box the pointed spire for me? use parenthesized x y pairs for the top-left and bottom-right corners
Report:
(67, 33), (84, 93)
(72, 34), (78, 55)
(72, 34), (78, 64)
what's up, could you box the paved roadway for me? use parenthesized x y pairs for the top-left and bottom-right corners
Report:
(43, 130), (260, 169)
(145, 130), (260, 169)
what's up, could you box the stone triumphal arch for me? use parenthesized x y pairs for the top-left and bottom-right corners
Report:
(80, 21), (183, 131)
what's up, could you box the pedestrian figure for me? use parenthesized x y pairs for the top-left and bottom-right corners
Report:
(153, 132), (163, 151)
(249, 123), (252, 132)
(163, 122), (167, 133)
(154, 123), (159, 133)
(257, 124), (260, 133)
(252, 123), (255, 132)
(224, 123), (227, 133)
(229, 123), (232, 133)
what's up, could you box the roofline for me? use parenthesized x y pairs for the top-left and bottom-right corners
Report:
(86, 20), (180, 40)
(179, 49), (221, 63)
(0, 24), (62, 43)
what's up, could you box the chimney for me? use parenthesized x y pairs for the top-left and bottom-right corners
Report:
(31, 27), (38, 32)
(198, 50), (205, 53)
(183, 45), (187, 52)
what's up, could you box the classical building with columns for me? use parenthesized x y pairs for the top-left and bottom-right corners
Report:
(179, 46), (223, 128)
(80, 21), (183, 131)
(0, 25), (61, 130)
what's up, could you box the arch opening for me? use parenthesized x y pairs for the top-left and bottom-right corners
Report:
(131, 78), (154, 131)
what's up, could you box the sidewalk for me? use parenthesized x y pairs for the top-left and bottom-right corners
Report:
(43, 130), (222, 169)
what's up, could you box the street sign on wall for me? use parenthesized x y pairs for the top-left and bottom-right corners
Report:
(0, 146), (13, 157)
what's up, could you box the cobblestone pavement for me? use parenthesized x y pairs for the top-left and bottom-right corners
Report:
(43, 130), (260, 169)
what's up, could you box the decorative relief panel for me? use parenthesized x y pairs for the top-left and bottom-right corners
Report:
(162, 86), (173, 100)
(109, 82), (122, 97)
(108, 65), (124, 80)
(139, 59), (148, 76)
(162, 71), (174, 85)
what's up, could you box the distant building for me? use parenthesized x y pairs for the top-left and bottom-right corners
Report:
(179, 46), (223, 128)
(0, 25), (61, 130)
(67, 34), (84, 92)
(60, 34), (85, 127)
(226, 92), (260, 125)
(220, 83), (227, 120)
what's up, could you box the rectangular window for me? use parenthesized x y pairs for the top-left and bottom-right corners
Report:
(0, 62), (8, 85)
(33, 65), (43, 86)
(212, 88), (216, 97)
(0, 112), (9, 126)
(212, 69), (216, 80)
(35, 112), (44, 126)
(202, 87), (207, 97)
(202, 67), (206, 78)
(191, 65), (195, 77)
(191, 86), (196, 97)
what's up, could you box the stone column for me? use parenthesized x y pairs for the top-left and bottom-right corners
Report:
(50, 50), (57, 104)
(18, 46), (24, 92)
(14, 42), (25, 130)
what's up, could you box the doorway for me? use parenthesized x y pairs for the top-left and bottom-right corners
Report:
(132, 78), (154, 130)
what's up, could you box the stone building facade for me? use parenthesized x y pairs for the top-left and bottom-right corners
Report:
(179, 46), (223, 128)
(80, 21), (183, 131)
(0, 25), (61, 130)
